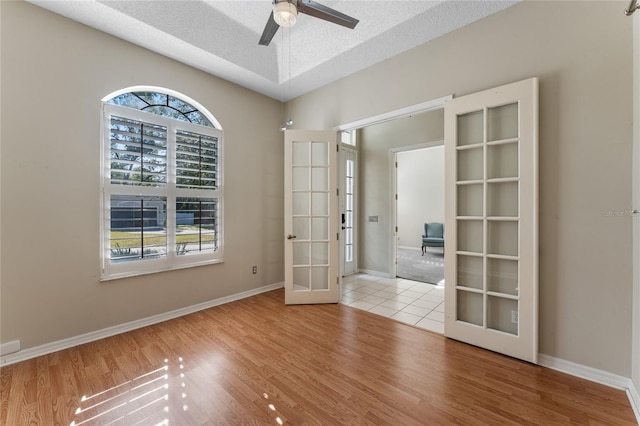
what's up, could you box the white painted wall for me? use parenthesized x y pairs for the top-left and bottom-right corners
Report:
(288, 1), (634, 378)
(397, 146), (445, 249)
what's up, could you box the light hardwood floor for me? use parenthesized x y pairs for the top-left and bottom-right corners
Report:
(1, 288), (636, 425)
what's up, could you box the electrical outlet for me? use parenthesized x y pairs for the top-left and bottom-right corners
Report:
(252, 266), (257, 274)
(511, 310), (518, 324)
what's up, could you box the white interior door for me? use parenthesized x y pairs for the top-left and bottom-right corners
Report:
(340, 147), (357, 277)
(284, 130), (339, 304)
(444, 78), (539, 363)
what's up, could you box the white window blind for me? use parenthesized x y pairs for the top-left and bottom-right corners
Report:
(102, 102), (223, 280)
(110, 116), (168, 186)
(176, 130), (218, 190)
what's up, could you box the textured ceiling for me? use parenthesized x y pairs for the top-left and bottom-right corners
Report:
(29, 0), (520, 101)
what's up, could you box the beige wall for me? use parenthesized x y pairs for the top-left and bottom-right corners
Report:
(288, 1), (634, 376)
(0, 2), (284, 350)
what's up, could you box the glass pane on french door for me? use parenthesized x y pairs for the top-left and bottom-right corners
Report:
(341, 147), (356, 276)
(292, 140), (330, 291)
(455, 104), (520, 335)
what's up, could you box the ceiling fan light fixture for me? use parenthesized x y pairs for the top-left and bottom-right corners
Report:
(273, 1), (298, 27)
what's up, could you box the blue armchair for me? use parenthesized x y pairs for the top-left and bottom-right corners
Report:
(422, 222), (444, 255)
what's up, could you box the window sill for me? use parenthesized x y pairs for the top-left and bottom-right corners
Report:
(100, 258), (224, 282)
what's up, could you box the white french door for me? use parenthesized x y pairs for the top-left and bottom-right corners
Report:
(444, 78), (539, 363)
(284, 130), (340, 304)
(340, 147), (357, 277)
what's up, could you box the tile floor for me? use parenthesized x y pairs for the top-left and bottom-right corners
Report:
(340, 273), (445, 334)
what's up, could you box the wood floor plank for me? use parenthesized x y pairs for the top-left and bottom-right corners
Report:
(1, 288), (637, 425)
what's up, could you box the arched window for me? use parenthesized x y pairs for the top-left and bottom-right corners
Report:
(106, 91), (216, 127)
(101, 88), (223, 280)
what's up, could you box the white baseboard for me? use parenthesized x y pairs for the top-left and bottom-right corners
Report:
(539, 354), (640, 424)
(357, 269), (390, 278)
(0, 282), (284, 367)
(0, 340), (20, 356)
(628, 380), (640, 424)
(538, 353), (630, 389)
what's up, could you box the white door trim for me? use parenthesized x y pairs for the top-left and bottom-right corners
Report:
(333, 95), (452, 131)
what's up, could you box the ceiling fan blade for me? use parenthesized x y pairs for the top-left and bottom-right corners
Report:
(259, 11), (280, 46)
(297, 0), (359, 29)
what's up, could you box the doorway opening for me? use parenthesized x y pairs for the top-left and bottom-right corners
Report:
(336, 97), (450, 334)
(394, 145), (445, 285)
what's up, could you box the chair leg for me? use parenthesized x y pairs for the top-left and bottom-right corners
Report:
(421, 245), (425, 256)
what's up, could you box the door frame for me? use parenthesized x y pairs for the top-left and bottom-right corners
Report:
(389, 141), (445, 279)
(334, 95), (452, 277)
(334, 96), (452, 132)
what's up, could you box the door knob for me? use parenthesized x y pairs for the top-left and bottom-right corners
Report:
(287, 234), (297, 240)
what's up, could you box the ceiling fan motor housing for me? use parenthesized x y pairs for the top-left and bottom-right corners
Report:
(273, 1), (298, 27)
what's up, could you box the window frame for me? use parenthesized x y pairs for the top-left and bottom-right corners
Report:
(100, 102), (224, 280)
(340, 129), (357, 146)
